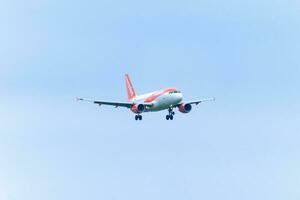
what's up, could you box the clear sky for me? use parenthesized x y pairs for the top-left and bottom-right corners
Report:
(1, 0), (300, 199)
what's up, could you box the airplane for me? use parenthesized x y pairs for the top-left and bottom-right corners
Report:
(77, 74), (215, 120)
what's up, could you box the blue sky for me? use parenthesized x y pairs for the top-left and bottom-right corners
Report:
(1, 0), (300, 199)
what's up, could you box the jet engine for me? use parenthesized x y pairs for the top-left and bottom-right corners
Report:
(131, 104), (145, 113)
(178, 103), (192, 113)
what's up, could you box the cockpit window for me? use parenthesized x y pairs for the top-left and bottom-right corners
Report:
(169, 91), (181, 94)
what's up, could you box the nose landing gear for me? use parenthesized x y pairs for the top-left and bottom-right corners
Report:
(166, 107), (175, 120)
(166, 114), (173, 120)
(135, 115), (142, 121)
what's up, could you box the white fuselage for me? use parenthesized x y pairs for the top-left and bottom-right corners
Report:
(132, 90), (183, 112)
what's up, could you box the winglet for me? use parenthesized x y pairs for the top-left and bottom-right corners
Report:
(76, 97), (94, 103)
(204, 97), (216, 102)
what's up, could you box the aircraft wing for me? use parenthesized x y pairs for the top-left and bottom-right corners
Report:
(77, 98), (153, 108)
(180, 97), (215, 106)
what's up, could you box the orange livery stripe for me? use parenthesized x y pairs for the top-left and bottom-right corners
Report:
(144, 88), (177, 103)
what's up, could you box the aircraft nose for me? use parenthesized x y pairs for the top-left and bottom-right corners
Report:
(176, 93), (183, 101)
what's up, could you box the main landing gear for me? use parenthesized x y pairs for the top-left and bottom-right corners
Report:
(135, 115), (142, 121)
(166, 107), (175, 120)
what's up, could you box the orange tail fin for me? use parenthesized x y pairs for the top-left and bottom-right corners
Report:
(125, 74), (137, 101)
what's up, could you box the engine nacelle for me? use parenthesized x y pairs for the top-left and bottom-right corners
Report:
(131, 104), (145, 114)
(178, 103), (192, 113)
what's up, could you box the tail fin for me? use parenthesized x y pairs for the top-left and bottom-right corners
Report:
(125, 74), (137, 101)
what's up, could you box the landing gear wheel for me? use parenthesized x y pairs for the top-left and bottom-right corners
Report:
(166, 107), (175, 120)
(135, 115), (142, 121)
